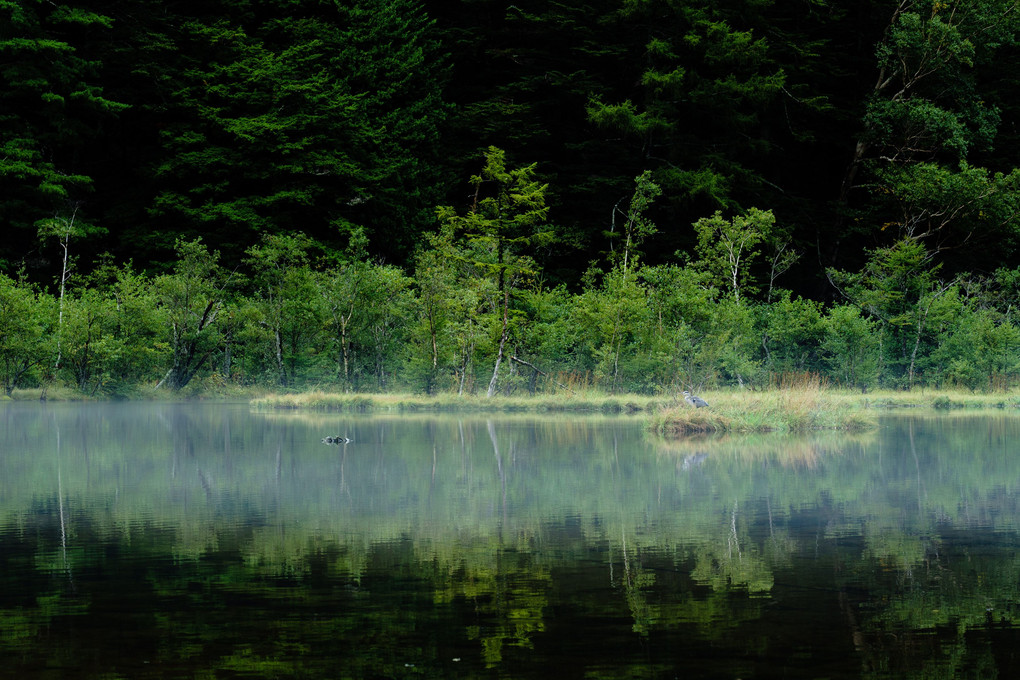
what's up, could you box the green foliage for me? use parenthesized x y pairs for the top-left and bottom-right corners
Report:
(693, 207), (776, 303)
(864, 0), (1017, 163)
(5, 220), (1020, 397)
(758, 291), (825, 377)
(419, 230), (494, 396)
(354, 262), (416, 391)
(153, 239), (230, 391)
(140, 0), (447, 260)
(0, 0), (126, 263)
(572, 265), (652, 392)
(829, 238), (965, 388)
(454, 147), (554, 256)
(640, 263), (757, 389)
(436, 146), (554, 396)
(317, 258), (373, 390)
(701, 298), (760, 387)
(3, 0), (1020, 395)
(436, 146), (552, 299)
(513, 285), (583, 391)
(820, 304), (881, 390)
(609, 170), (661, 275)
(587, 0), (787, 211)
(874, 161), (1020, 251)
(841, 0), (1020, 275)
(64, 259), (165, 394)
(642, 263), (716, 388)
(37, 207), (109, 374)
(930, 307), (1020, 390)
(57, 288), (119, 394)
(245, 233), (323, 387)
(0, 273), (55, 394)
(407, 239), (458, 394)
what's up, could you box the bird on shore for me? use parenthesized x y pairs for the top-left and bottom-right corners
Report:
(321, 435), (352, 445)
(682, 390), (709, 408)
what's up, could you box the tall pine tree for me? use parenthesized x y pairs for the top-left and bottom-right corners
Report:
(0, 1), (126, 271)
(123, 0), (448, 264)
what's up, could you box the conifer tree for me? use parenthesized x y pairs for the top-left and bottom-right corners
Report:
(136, 0), (447, 261)
(436, 147), (554, 396)
(0, 1), (125, 268)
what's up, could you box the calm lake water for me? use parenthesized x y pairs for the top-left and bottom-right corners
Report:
(3, 402), (1020, 678)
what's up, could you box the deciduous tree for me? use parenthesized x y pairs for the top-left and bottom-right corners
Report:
(0, 274), (55, 394)
(693, 208), (777, 304)
(245, 233), (322, 387)
(154, 239), (230, 391)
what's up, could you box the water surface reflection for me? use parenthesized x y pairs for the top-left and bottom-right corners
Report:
(3, 403), (1020, 678)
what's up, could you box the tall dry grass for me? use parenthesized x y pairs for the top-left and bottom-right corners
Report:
(650, 377), (877, 435)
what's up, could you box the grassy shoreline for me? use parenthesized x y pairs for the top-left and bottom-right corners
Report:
(649, 389), (877, 435)
(651, 388), (1020, 435)
(249, 390), (669, 414)
(248, 387), (1020, 436)
(10, 385), (1020, 435)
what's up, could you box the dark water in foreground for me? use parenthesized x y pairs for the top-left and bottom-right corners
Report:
(3, 403), (1020, 679)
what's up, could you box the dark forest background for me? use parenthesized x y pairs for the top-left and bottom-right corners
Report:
(3, 0), (1020, 396)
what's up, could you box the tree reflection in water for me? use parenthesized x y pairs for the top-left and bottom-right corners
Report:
(2, 403), (1020, 678)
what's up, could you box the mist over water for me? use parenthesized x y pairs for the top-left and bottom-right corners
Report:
(3, 402), (1020, 678)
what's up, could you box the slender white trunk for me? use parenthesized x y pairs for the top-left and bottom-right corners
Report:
(275, 328), (285, 386)
(487, 291), (510, 397)
(54, 208), (78, 369)
(55, 234), (69, 368)
(487, 331), (507, 397)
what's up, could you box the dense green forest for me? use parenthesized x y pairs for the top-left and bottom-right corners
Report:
(3, 0), (1020, 395)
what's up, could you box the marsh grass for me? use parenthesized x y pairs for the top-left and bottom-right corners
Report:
(651, 382), (875, 435)
(249, 390), (669, 414)
(14, 378), (1020, 431)
(250, 384), (1020, 429)
(650, 384), (1020, 436)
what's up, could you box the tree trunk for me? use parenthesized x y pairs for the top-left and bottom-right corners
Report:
(55, 232), (70, 369)
(275, 328), (286, 386)
(341, 327), (350, 387)
(458, 337), (474, 396)
(487, 329), (507, 397)
(222, 330), (232, 378)
(487, 290), (510, 397)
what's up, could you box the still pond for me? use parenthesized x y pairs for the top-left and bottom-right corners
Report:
(3, 402), (1020, 678)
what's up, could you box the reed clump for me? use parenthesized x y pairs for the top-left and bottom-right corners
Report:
(651, 380), (877, 436)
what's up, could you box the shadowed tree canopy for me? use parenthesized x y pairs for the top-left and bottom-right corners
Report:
(0, 0), (1019, 307)
(0, 0), (127, 270)
(128, 0), (449, 265)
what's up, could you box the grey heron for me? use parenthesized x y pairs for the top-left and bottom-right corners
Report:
(682, 390), (709, 408)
